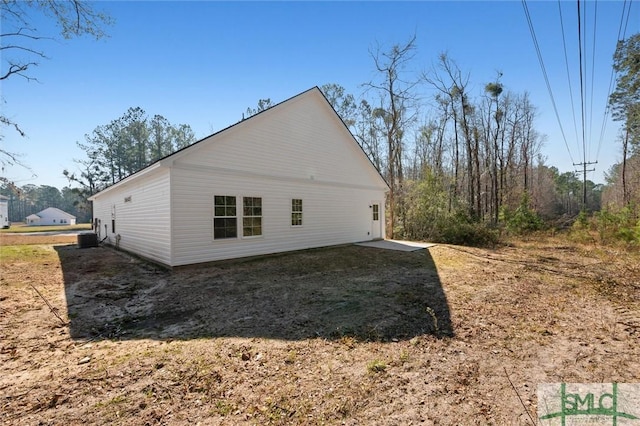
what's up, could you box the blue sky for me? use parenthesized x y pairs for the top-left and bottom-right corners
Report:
(2, 0), (639, 189)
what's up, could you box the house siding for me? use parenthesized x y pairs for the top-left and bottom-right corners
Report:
(169, 91), (385, 189)
(167, 89), (387, 266)
(90, 87), (388, 267)
(92, 168), (172, 266)
(26, 207), (76, 226)
(170, 166), (383, 266)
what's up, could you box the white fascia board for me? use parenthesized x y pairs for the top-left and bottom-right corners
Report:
(88, 162), (164, 201)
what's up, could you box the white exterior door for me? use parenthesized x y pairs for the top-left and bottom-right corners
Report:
(371, 202), (381, 239)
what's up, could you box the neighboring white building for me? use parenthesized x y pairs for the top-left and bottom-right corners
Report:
(26, 207), (77, 226)
(0, 195), (9, 228)
(89, 87), (389, 267)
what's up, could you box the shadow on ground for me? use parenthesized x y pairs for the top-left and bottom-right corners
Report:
(56, 244), (453, 341)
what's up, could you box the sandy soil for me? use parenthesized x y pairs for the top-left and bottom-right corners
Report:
(1, 233), (638, 425)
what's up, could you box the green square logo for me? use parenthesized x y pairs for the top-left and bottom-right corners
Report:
(538, 383), (640, 425)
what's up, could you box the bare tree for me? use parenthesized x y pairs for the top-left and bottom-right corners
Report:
(424, 54), (473, 212)
(364, 35), (420, 238)
(484, 78), (503, 224)
(1, 0), (112, 165)
(1, 0), (111, 81)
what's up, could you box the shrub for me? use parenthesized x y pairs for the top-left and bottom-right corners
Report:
(594, 207), (638, 244)
(401, 175), (500, 247)
(439, 218), (500, 247)
(500, 192), (544, 235)
(570, 207), (639, 246)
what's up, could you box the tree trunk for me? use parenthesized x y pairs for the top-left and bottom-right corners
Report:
(622, 127), (629, 207)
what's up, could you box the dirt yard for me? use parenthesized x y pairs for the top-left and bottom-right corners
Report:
(1, 233), (639, 425)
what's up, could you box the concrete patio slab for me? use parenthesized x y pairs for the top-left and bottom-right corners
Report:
(355, 239), (436, 252)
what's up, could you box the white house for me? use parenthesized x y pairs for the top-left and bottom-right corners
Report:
(0, 195), (9, 228)
(89, 87), (389, 267)
(26, 207), (76, 226)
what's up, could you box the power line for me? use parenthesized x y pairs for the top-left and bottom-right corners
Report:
(577, 0), (587, 167)
(588, 0), (598, 161)
(573, 160), (597, 209)
(558, 0), (581, 157)
(523, 0), (632, 176)
(521, 0), (576, 165)
(622, 0), (633, 38)
(576, 0), (599, 212)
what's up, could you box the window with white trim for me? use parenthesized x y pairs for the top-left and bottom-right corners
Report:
(291, 199), (303, 226)
(372, 204), (379, 221)
(242, 197), (262, 237)
(214, 195), (237, 239)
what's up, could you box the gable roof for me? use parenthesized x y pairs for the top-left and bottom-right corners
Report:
(35, 207), (76, 219)
(90, 87), (388, 200)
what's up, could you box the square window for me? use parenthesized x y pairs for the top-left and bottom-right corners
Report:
(214, 217), (237, 239)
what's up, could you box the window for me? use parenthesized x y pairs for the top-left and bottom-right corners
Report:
(214, 195), (237, 239)
(291, 199), (303, 226)
(372, 204), (379, 221)
(242, 197), (262, 237)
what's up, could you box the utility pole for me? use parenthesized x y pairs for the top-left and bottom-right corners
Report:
(573, 161), (597, 211)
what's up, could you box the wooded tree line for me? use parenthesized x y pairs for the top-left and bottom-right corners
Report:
(1, 107), (195, 224)
(0, 107), (195, 223)
(63, 107), (196, 195)
(0, 184), (90, 223)
(317, 36), (607, 243)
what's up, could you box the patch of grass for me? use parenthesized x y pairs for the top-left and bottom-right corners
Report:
(0, 223), (92, 233)
(143, 386), (155, 399)
(336, 399), (356, 418)
(112, 352), (135, 366)
(338, 336), (358, 349)
(0, 245), (56, 264)
(284, 350), (297, 364)
(258, 397), (292, 422)
(95, 394), (127, 408)
(213, 400), (235, 416)
(366, 359), (387, 374)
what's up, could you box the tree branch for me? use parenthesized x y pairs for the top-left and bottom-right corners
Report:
(0, 62), (39, 81)
(0, 148), (23, 166)
(1, 115), (27, 137)
(1, 27), (51, 41)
